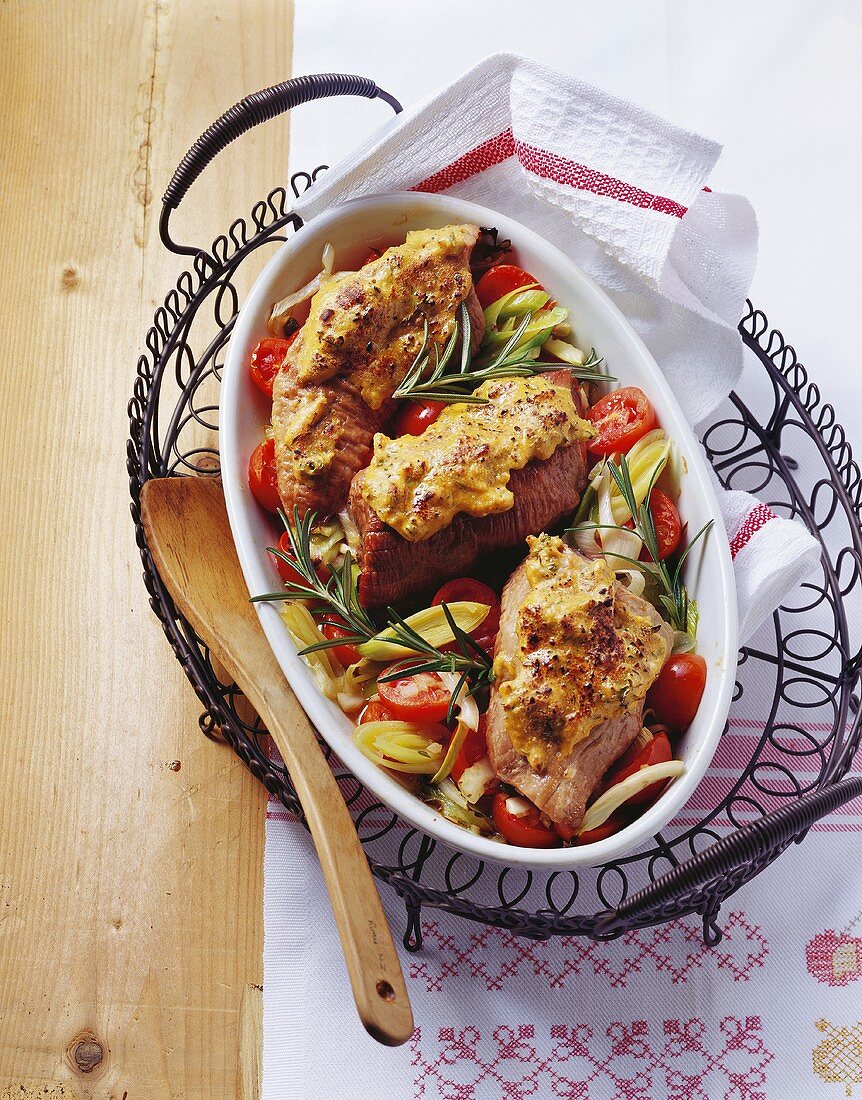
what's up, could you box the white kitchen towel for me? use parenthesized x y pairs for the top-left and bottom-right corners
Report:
(718, 486), (823, 642)
(293, 52), (756, 426)
(263, 812), (862, 1100)
(292, 52), (819, 642)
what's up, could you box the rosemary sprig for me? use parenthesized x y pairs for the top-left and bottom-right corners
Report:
(571, 455), (713, 637)
(391, 302), (609, 404)
(377, 604), (495, 724)
(251, 506), (377, 652)
(391, 303), (486, 405)
(252, 509), (494, 714)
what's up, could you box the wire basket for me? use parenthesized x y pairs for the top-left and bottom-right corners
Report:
(127, 74), (862, 950)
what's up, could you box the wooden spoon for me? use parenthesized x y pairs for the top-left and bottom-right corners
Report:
(140, 476), (414, 1047)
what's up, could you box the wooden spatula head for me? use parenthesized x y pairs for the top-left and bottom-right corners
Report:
(140, 477), (266, 675)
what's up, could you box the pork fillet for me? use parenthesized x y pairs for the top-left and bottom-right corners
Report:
(350, 440), (588, 607)
(272, 224), (482, 517)
(486, 545), (673, 833)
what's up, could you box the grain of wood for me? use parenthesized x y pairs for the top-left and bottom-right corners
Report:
(0, 2), (294, 1095)
(237, 985), (263, 1100)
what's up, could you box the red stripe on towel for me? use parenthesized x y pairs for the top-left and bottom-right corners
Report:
(412, 128), (516, 193)
(729, 503), (777, 559)
(413, 126), (688, 218)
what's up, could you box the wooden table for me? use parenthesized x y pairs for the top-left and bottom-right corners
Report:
(0, 3), (294, 1094)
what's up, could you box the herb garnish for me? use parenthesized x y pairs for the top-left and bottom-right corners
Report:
(252, 508), (494, 719)
(253, 506), (377, 651)
(376, 604), (495, 723)
(391, 302), (609, 405)
(570, 455), (713, 638)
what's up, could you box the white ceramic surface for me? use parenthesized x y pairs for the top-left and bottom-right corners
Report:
(220, 192), (738, 869)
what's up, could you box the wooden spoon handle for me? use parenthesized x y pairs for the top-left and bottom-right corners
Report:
(239, 668), (414, 1046)
(139, 477), (413, 1044)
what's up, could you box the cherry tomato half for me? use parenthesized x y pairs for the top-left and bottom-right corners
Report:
(269, 532), (331, 587)
(587, 386), (657, 456)
(248, 438), (281, 512)
(377, 669), (452, 723)
(604, 732), (674, 805)
(249, 334), (298, 397)
(646, 490), (682, 560)
(627, 490), (682, 561)
(647, 653), (707, 731)
(359, 699), (398, 724)
(475, 264), (541, 309)
(492, 791), (559, 848)
(450, 716), (489, 783)
(319, 618), (362, 667)
(432, 578), (501, 655)
(392, 400), (445, 437)
(574, 812), (628, 846)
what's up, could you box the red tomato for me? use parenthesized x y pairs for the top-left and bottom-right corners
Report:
(492, 791), (560, 848)
(432, 578), (501, 654)
(269, 532), (330, 586)
(359, 699), (398, 724)
(574, 812), (627, 846)
(392, 400), (445, 437)
(450, 716), (489, 783)
(627, 491), (682, 562)
(320, 618), (362, 667)
(475, 264), (541, 309)
(587, 387), (657, 455)
(361, 247), (383, 266)
(645, 490), (682, 561)
(377, 669), (452, 723)
(248, 438), (281, 512)
(647, 653), (707, 731)
(604, 732), (673, 805)
(270, 532), (305, 585)
(249, 334), (298, 397)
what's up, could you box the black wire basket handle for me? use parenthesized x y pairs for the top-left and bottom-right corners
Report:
(159, 73), (403, 256)
(595, 772), (862, 939)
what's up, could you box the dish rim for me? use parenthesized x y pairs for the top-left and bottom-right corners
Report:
(220, 191), (738, 870)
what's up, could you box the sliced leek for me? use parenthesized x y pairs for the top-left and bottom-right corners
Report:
(456, 756), (495, 803)
(357, 601), (490, 661)
(354, 721), (445, 775)
(579, 760), (685, 835)
(588, 429), (672, 526)
(496, 288), (551, 321)
(542, 338), (588, 367)
(427, 672), (479, 785)
(281, 604), (343, 699)
(309, 518), (346, 567)
(477, 308), (568, 354)
(422, 778), (497, 836)
(336, 657), (383, 712)
(430, 720), (469, 785)
(483, 283), (542, 330)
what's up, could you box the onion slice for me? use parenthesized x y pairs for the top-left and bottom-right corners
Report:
(266, 241), (347, 335)
(429, 673), (479, 785)
(579, 760), (685, 835)
(267, 272), (322, 335)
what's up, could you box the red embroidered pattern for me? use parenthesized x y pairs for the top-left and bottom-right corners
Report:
(412, 1017), (773, 1099)
(806, 930), (862, 987)
(410, 913), (768, 993)
(729, 502), (777, 560)
(412, 127), (688, 218)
